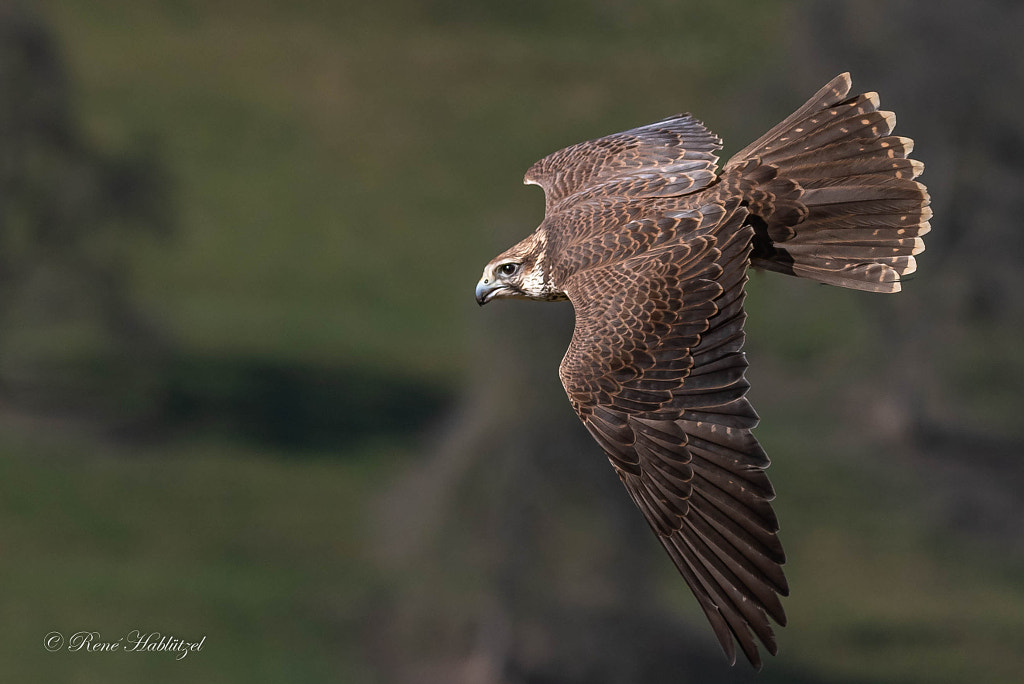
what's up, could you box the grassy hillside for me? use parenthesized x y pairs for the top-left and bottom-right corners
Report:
(37, 0), (788, 379)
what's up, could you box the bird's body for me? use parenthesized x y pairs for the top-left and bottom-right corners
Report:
(475, 73), (930, 668)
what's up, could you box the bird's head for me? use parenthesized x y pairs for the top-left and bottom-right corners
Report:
(475, 232), (565, 305)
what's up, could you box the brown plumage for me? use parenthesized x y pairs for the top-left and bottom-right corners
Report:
(474, 73), (930, 668)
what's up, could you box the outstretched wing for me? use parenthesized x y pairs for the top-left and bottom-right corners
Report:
(525, 114), (722, 212)
(559, 204), (788, 668)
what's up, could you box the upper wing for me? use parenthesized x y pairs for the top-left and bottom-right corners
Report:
(558, 204), (788, 668)
(524, 114), (722, 213)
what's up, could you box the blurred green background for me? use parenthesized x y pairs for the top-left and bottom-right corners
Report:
(2, 0), (1022, 682)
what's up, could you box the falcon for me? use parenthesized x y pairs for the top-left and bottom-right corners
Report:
(474, 73), (930, 668)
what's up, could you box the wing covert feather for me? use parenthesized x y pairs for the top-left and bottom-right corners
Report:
(525, 114), (722, 212)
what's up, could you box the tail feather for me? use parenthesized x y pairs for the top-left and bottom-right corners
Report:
(725, 73), (931, 293)
(783, 240), (923, 260)
(728, 72), (854, 164)
(786, 155), (923, 188)
(754, 103), (894, 164)
(790, 260), (903, 293)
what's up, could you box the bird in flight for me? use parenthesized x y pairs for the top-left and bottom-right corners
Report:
(475, 73), (930, 668)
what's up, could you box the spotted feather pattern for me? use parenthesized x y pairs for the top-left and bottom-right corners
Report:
(525, 114), (722, 213)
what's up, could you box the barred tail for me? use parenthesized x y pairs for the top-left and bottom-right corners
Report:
(725, 73), (931, 293)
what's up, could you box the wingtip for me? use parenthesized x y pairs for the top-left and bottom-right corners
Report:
(880, 110), (897, 132)
(834, 72), (853, 99)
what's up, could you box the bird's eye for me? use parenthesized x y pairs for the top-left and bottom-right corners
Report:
(497, 263), (520, 277)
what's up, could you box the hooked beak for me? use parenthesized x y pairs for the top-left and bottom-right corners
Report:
(473, 276), (509, 305)
(475, 277), (506, 305)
